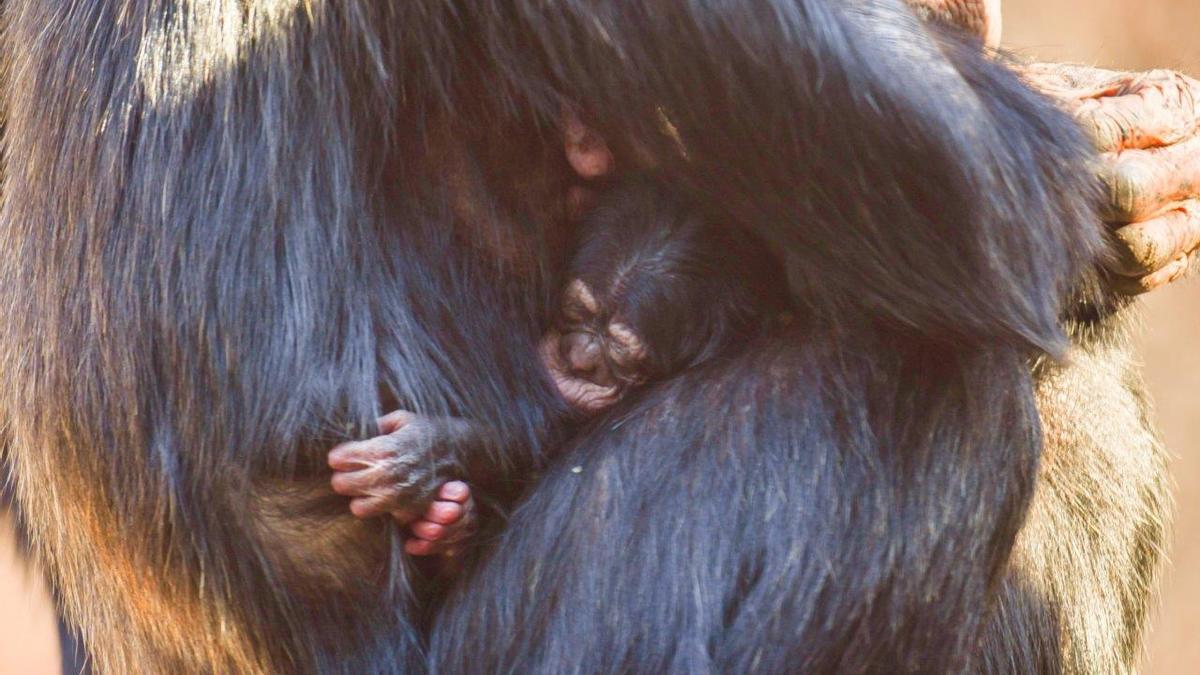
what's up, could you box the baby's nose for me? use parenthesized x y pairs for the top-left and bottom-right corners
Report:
(560, 332), (602, 375)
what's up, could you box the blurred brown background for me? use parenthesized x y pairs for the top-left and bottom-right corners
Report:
(1, 1), (1197, 673)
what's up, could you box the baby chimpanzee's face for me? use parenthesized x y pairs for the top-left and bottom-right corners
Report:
(539, 177), (785, 415)
(539, 279), (652, 414)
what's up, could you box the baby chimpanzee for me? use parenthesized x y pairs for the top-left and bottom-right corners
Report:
(329, 177), (786, 556)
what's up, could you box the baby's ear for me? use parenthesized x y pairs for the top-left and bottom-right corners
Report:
(563, 111), (614, 180)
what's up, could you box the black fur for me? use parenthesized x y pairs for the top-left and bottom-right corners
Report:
(0, 1), (1165, 674)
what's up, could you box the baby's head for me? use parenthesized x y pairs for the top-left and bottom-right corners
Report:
(541, 178), (784, 414)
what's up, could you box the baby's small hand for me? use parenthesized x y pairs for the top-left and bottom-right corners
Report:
(405, 481), (478, 557)
(328, 410), (463, 519)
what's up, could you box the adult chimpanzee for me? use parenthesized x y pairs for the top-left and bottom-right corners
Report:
(0, 1), (1193, 674)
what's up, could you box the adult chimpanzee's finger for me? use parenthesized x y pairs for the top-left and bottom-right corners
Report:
(1108, 200), (1200, 277)
(348, 496), (392, 520)
(1099, 139), (1200, 222)
(1110, 251), (1196, 296)
(1021, 62), (1125, 97)
(1074, 69), (1200, 152)
(1142, 250), (1197, 290)
(377, 410), (417, 434)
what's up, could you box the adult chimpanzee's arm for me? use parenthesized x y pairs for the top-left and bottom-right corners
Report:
(876, 8), (1178, 667)
(976, 59), (1192, 675)
(476, 0), (1097, 354)
(911, 0), (1200, 292)
(436, 3), (1176, 671)
(430, 2), (1102, 672)
(901, 5), (1180, 667)
(964, 65), (1186, 674)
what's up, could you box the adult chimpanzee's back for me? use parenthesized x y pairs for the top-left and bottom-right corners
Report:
(0, 1), (1167, 674)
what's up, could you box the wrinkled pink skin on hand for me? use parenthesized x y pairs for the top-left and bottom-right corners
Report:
(1023, 64), (1200, 293)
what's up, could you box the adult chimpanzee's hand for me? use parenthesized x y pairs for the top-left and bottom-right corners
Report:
(1024, 64), (1200, 294)
(912, 1), (1200, 295)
